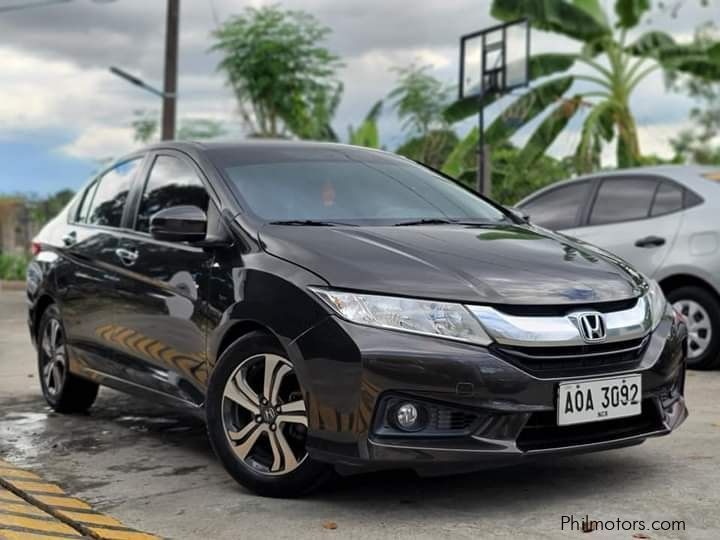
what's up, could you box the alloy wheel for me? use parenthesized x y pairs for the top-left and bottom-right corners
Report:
(221, 353), (308, 476)
(673, 299), (712, 359)
(41, 318), (66, 397)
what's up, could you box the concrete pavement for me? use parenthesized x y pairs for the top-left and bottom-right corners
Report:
(1, 290), (719, 539)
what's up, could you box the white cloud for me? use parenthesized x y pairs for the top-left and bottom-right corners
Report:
(58, 125), (136, 160)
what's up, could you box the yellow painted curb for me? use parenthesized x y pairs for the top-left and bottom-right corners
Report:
(0, 459), (160, 540)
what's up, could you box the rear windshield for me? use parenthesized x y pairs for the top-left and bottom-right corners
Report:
(211, 148), (506, 225)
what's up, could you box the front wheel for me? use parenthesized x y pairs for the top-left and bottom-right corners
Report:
(668, 286), (720, 370)
(206, 332), (332, 497)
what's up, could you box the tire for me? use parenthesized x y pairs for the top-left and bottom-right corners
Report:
(667, 286), (720, 370)
(206, 331), (333, 497)
(37, 304), (99, 413)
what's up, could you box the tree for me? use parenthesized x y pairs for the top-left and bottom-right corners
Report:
(444, 0), (720, 175)
(670, 23), (720, 164)
(389, 64), (456, 164)
(131, 111), (227, 143)
(212, 5), (343, 139)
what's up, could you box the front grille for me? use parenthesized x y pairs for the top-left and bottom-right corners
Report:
(517, 399), (662, 451)
(493, 336), (648, 377)
(492, 297), (639, 317)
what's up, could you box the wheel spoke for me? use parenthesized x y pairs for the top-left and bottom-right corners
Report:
(228, 419), (260, 442)
(276, 399), (307, 426)
(51, 362), (63, 390)
(268, 429), (298, 472)
(42, 325), (53, 358)
(231, 423), (265, 461)
(50, 320), (61, 351)
(263, 355), (291, 404)
(223, 378), (260, 415)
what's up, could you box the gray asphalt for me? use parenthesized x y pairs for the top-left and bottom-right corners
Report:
(1, 290), (719, 539)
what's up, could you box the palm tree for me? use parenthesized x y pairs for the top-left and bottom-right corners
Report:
(348, 101), (383, 148)
(444, 0), (720, 175)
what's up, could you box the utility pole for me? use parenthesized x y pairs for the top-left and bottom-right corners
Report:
(161, 0), (180, 141)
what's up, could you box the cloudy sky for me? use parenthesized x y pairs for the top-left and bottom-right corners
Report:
(0, 0), (717, 196)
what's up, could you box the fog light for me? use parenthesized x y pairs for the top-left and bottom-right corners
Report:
(395, 403), (419, 430)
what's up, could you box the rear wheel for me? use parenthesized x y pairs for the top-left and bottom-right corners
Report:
(668, 286), (720, 370)
(206, 332), (332, 497)
(37, 305), (99, 412)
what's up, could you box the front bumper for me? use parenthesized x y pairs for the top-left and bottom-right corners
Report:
(290, 309), (687, 473)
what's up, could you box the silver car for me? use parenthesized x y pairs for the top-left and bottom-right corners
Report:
(518, 165), (720, 369)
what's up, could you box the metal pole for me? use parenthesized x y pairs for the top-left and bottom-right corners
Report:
(161, 0), (180, 141)
(477, 93), (484, 195)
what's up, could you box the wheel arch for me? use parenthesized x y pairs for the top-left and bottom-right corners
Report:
(659, 273), (720, 302)
(212, 320), (282, 367)
(32, 293), (57, 343)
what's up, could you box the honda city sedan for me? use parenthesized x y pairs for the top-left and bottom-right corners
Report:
(27, 142), (687, 497)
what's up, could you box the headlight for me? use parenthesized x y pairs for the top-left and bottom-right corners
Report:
(647, 279), (668, 330)
(310, 288), (492, 345)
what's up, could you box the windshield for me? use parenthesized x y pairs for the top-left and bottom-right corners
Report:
(214, 148), (506, 225)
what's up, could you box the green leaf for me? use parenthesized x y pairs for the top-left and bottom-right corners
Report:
(573, 0), (610, 29)
(491, 0), (611, 43)
(614, 0), (650, 29)
(710, 43), (720, 64)
(441, 127), (479, 178)
(529, 53), (577, 79)
(443, 93), (499, 124)
(517, 95), (583, 168)
(348, 100), (383, 148)
(574, 100), (615, 173)
(485, 76), (575, 146)
(626, 31), (676, 58)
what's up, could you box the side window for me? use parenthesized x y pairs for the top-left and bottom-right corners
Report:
(75, 180), (98, 223)
(521, 182), (592, 230)
(135, 155), (210, 233)
(651, 182), (683, 216)
(589, 177), (658, 226)
(87, 159), (142, 228)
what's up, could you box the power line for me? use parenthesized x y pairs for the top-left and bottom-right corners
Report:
(0, 0), (70, 13)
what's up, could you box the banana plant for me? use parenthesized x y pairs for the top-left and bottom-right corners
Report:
(444, 0), (720, 175)
(348, 100), (383, 148)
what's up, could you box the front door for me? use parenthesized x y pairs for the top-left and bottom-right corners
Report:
(109, 152), (213, 406)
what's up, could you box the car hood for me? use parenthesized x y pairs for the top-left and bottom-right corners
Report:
(258, 223), (645, 305)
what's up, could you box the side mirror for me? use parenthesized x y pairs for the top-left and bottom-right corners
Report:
(506, 206), (530, 223)
(150, 205), (207, 243)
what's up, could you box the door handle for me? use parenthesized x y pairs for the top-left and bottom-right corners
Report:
(634, 235), (666, 248)
(115, 247), (139, 266)
(62, 231), (77, 247)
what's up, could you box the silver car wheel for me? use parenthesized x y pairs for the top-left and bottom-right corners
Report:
(673, 299), (712, 359)
(221, 353), (308, 476)
(41, 318), (66, 397)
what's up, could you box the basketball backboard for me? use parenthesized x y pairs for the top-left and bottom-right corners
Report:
(459, 18), (530, 99)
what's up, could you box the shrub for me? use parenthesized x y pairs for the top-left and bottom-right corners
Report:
(0, 253), (29, 281)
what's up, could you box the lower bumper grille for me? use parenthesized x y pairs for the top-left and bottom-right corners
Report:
(517, 399), (663, 452)
(493, 336), (648, 376)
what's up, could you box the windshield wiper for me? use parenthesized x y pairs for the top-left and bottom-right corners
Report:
(268, 219), (357, 227)
(393, 218), (455, 226)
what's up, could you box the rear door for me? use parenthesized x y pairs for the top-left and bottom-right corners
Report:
(568, 176), (684, 277)
(108, 151), (213, 405)
(57, 157), (145, 376)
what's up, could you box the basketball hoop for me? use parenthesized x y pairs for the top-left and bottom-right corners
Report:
(458, 19), (530, 196)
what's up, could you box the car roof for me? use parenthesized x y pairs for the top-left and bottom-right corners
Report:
(139, 139), (399, 159)
(518, 164), (720, 206)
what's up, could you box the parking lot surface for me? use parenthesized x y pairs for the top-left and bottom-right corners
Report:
(1, 290), (719, 539)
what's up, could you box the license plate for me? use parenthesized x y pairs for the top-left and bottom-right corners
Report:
(557, 375), (641, 426)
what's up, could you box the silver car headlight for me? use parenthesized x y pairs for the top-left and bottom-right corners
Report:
(647, 279), (668, 330)
(310, 288), (492, 345)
